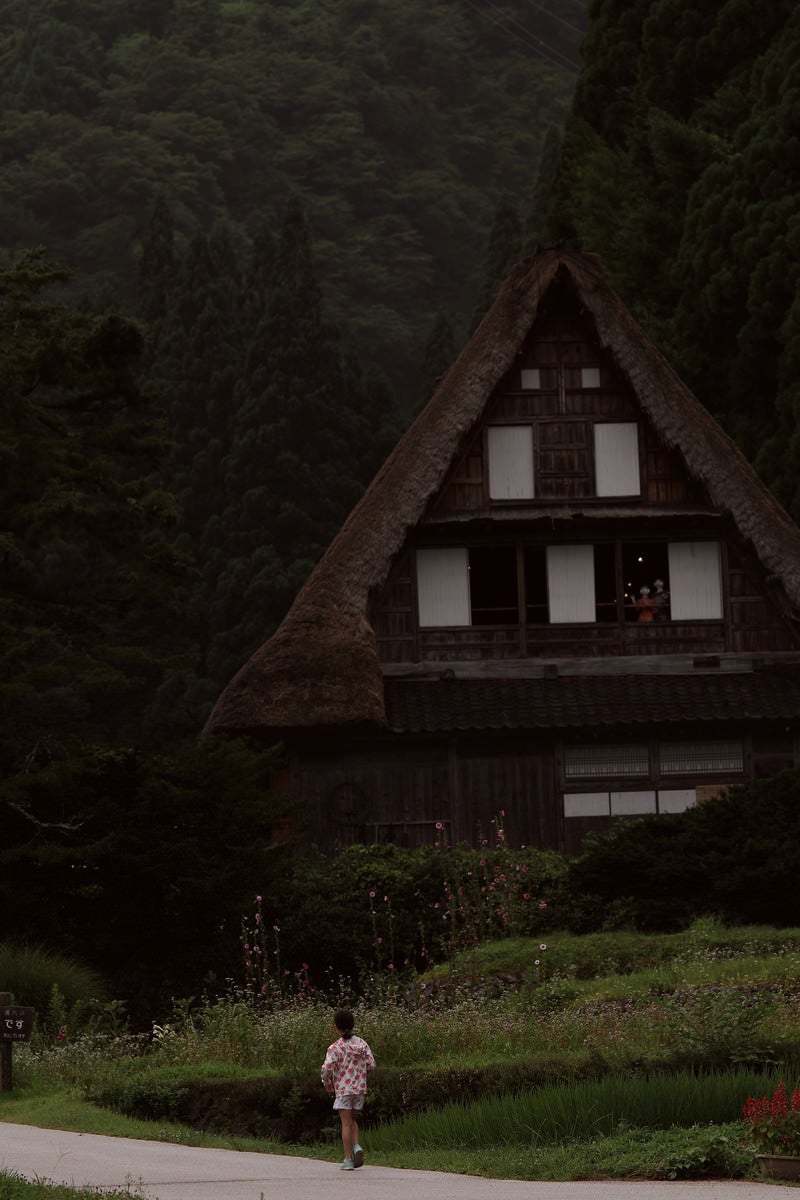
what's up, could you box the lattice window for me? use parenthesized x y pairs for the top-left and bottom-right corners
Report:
(563, 744), (649, 779)
(660, 742), (743, 776)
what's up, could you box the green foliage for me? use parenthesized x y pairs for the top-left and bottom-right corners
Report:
(0, 0), (582, 404)
(0, 1171), (146, 1200)
(1, 738), (292, 1017)
(0, 250), (196, 763)
(568, 770), (800, 931)
(266, 841), (567, 986)
(0, 944), (105, 1016)
(550, 0), (800, 515)
(661, 1129), (751, 1180)
(369, 1067), (780, 1151)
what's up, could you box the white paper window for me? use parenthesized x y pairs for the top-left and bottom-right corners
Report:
(564, 792), (610, 818)
(660, 741), (743, 776)
(487, 426), (534, 499)
(581, 367), (601, 389)
(521, 368), (541, 389)
(564, 744), (649, 779)
(658, 789), (697, 813)
(547, 545), (595, 623)
(594, 423), (641, 497)
(416, 548), (470, 627)
(668, 542), (722, 619)
(611, 790), (656, 815)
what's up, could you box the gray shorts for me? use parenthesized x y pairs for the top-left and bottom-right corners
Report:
(333, 1094), (365, 1111)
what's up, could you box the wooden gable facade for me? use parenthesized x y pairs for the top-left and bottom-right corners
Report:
(206, 251), (800, 855)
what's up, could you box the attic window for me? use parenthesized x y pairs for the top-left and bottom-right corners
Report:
(594, 422), (641, 497)
(581, 367), (600, 389)
(487, 425), (534, 499)
(520, 368), (541, 389)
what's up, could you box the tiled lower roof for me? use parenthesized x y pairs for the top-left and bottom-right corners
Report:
(383, 670), (800, 733)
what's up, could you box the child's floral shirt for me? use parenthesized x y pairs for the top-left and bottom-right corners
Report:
(321, 1035), (375, 1097)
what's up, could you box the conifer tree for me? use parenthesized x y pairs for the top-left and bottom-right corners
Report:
(419, 307), (457, 407)
(470, 202), (523, 332)
(137, 192), (176, 333)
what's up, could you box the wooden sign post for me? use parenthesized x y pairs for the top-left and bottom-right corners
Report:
(0, 992), (35, 1092)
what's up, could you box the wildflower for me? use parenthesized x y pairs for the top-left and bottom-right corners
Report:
(369, 890), (376, 898)
(255, 895), (262, 902)
(435, 821), (444, 830)
(540, 943), (547, 950)
(538, 901), (547, 909)
(523, 893), (530, 901)
(534, 959), (540, 966)
(273, 924), (280, 932)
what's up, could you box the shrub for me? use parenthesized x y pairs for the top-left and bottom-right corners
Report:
(568, 770), (800, 931)
(267, 842), (569, 986)
(0, 943), (105, 1017)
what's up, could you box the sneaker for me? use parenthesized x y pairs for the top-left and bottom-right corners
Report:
(352, 1144), (364, 1168)
(340, 1159), (355, 1170)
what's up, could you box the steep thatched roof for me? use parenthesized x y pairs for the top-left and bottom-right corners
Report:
(205, 249), (800, 736)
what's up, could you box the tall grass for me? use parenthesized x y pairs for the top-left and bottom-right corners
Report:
(0, 1171), (145, 1199)
(0, 944), (105, 1015)
(368, 1068), (793, 1151)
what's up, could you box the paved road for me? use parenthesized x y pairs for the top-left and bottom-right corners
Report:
(1, 1123), (798, 1200)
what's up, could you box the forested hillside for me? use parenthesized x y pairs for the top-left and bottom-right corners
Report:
(6, 0), (800, 1007)
(0, 2), (584, 1000)
(549, 0), (800, 519)
(0, 0), (583, 398)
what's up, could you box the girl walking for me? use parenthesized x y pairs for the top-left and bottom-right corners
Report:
(321, 1009), (375, 1169)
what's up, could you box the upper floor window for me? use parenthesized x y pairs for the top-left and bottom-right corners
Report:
(487, 420), (640, 501)
(416, 540), (723, 628)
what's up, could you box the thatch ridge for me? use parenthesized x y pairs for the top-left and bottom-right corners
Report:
(205, 249), (800, 735)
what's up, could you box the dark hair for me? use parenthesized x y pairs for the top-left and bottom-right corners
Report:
(334, 1009), (355, 1038)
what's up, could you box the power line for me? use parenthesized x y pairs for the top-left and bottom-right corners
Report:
(518, 0), (587, 39)
(460, 0), (581, 74)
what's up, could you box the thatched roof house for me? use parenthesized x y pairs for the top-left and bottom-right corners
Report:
(207, 250), (800, 852)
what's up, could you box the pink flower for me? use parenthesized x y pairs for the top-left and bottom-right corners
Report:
(255, 895), (262, 902)
(435, 821), (444, 830)
(523, 893), (530, 901)
(369, 890), (376, 898)
(539, 943), (547, 951)
(538, 901), (547, 909)
(273, 924), (280, 932)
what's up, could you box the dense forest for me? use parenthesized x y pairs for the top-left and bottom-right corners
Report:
(0, 0), (585, 1003)
(3, 0), (800, 1006)
(548, 0), (800, 518)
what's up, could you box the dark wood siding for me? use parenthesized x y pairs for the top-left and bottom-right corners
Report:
(291, 737), (558, 853)
(433, 302), (707, 518)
